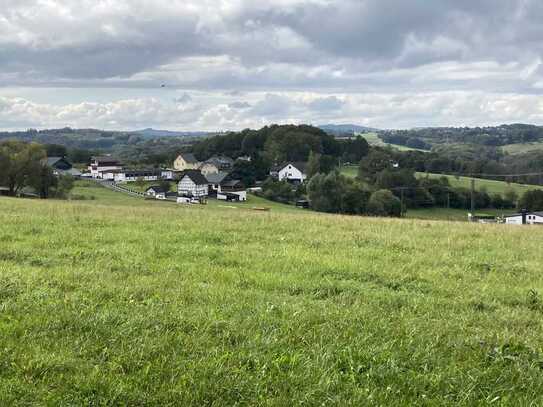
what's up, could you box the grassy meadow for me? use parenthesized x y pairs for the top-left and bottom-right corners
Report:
(2, 187), (543, 405)
(361, 133), (426, 152)
(340, 165), (541, 197)
(415, 172), (543, 197)
(502, 141), (543, 155)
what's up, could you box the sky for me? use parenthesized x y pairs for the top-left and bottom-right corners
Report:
(1, 0), (543, 131)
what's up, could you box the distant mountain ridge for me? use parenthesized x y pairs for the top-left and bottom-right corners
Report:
(134, 128), (213, 138)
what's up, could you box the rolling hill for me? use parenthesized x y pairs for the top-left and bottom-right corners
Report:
(1, 185), (543, 404)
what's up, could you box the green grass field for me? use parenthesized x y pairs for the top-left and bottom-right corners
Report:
(340, 165), (542, 197)
(2, 189), (543, 404)
(71, 180), (303, 214)
(415, 172), (543, 196)
(361, 133), (426, 152)
(502, 141), (543, 155)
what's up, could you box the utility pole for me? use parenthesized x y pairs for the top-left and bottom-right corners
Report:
(447, 191), (450, 209)
(470, 179), (475, 214)
(400, 188), (405, 217)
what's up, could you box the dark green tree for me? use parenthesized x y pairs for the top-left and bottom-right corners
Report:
(518, 190), (543, 212)
(367, 190), (402, 217)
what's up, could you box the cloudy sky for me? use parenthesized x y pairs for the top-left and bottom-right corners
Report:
(1, 0), (543, 131)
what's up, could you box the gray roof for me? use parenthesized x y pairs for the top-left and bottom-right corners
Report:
(180, 170), (208, 185)
(46, 157), (64, 166)
(178, 153), (198, 164)
(221, 179), (243, 188)
(205, 172), (229, 184)
(146, 185), (168, 193)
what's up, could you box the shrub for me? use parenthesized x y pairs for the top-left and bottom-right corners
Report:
(367, 189), (402, 217)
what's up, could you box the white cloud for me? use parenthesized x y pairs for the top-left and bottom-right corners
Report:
(1, 1), (543, 128)
(2, 91), (543, 131)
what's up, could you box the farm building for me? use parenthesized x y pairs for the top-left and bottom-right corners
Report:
(218, 179), (246, 201)
(89, 156), (122, 178)
(101, 169), (161, 183)
(178, 170), (209, 198)
(277, 162), (308, 184)
(173, 153), (200, 171)
(206, 172), (229, 194)
(505, 212), (543, 225)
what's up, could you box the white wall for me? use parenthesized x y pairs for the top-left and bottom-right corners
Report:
(178, 176), (208, 197)
(278, 164), (306, 182)
(506, 214), (543, 225)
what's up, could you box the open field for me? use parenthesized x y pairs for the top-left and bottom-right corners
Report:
(405, 207), (510, 222)
(2, 192), (543, 404)
(361, 133), (426, 152)
(502, 141), (543, 155)
(415, 172), (543, 196)
(340, 165), (542, 197)
(71, 180), (303, 214)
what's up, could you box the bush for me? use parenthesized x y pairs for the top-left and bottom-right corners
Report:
(367, 190), (402, 217)
(261, 178), (299, 203)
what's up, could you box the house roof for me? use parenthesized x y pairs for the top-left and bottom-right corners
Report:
(221, 179), (243, 188)
(45, 157), (65, 166)
(206, 171), (229, 184)
(146, 185), (168, 193)
(177, 153), (198, 164)
(180, 170), (208, 185)
(206, 155), (234, 166)
(281, 162), (308, 173)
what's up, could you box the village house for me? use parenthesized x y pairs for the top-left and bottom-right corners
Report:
(160, 169), (184, 180)
(173, 153), (200, 171)
(177, 170), (209, 199)
(204, 155), (235, 171)
(44, 156), (81, 177)
(199, 161), (220, 176)
(145, 185), (168, 200)
(89, 156), (122, 178)
(505, 212), (543, 225)
(277, 162), (308, 184)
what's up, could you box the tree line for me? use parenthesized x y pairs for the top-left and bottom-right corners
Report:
(0, 141), (74, 198)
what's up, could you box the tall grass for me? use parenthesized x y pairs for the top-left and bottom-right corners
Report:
(1, 195), (543, 405)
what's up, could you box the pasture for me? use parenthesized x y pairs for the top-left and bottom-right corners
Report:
(1, 191), (543, 405)
(361, 133), (426, 152)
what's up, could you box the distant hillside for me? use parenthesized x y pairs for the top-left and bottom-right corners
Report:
(380, 123), (543, 149)
(319, 124), (380, 135)
(134, 128), (213, 138)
